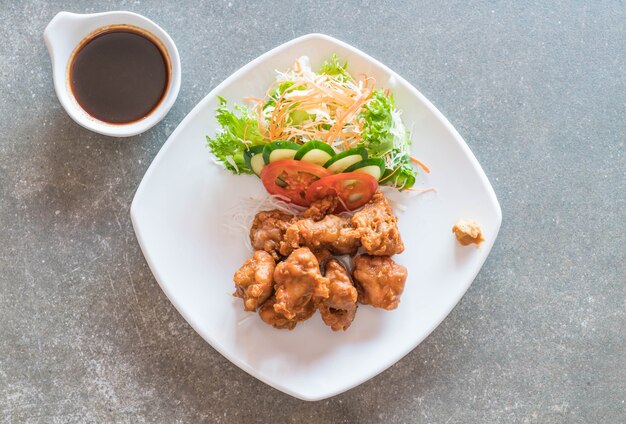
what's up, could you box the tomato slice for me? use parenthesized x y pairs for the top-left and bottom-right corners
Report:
(305, 172), (378, 211)
(260, 160), (332, 206)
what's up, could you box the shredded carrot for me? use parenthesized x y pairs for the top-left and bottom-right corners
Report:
(267, 81), (308, 140)
(360, 75), (376, 91)
(247, 62), (378, 150)
(323, 88), (371, 147)
(410, 156), (431, 173)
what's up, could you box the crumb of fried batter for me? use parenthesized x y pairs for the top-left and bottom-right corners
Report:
(452, 219), (484, 246)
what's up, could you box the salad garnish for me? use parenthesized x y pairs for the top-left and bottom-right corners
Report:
(206, 54), (429, 208)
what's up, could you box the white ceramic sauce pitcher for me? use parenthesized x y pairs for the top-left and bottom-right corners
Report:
(44, 11), (181, 137)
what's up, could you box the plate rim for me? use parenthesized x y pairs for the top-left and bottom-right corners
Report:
(131, 33), (503, 401)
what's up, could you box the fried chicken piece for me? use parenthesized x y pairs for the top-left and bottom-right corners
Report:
(351, 191), (404, 256)
(352, 255), (408, 310)
(301, 196), (339, 220)
(312, 248), (332, 263)
(233, 250), (275, 311)
(318, 259), (358, 331)
(273, 247), (329, 320)
(258, 296), (316, 330)
(280, 215), (361, 257)
(249, 210), (297, 260)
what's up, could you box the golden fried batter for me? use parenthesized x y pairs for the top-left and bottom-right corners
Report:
(352, 255), (407, 310)
(312, 248), (332, 264)
(233, 250), (275, 311)
(249, 210), (297, 260)
(258, 296), (316, 330)
(273, 247), (329, 320)
(302, 196), (339, 220)
(318, 259), (358, 331)
(351, 191), (404, 256)
(280, 215), (361, 257)
(452, 218), (484, 246)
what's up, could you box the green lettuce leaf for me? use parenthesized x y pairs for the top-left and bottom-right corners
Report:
(206, 97), (265, 174)
(318, 54), (351, 81)
(359, 90), (417, 189)
(382, 161), (416, 189)
(358, 90), (395, 156)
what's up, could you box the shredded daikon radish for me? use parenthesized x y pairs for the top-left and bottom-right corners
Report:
(237, 314), (256, 326)
(256, 56), (372, 149)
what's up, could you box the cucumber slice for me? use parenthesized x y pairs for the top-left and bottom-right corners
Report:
(294, 141), (336, 166)
(262, 141), (301, 164)
(344, 158), (386, 181)
(244, 146), (266, 176)
(323, 147), (368, 174)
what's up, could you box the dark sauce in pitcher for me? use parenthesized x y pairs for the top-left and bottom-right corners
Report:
(70, 26), (170, 124)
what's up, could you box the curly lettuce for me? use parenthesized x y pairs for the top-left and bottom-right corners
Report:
(318, 54), (351, 82)
(206, 97), (265, 174)
(358, 90), (396, 155)
(358, 90), (417, 188)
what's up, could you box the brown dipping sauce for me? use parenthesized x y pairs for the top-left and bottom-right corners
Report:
(70, 26), (170, 124)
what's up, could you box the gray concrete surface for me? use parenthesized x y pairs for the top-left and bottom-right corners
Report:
(1, 1), (624, 422)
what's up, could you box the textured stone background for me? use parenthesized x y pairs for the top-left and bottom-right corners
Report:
(1, 1), (624, 423)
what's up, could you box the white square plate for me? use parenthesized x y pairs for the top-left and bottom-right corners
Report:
(131, 34), (502, 401)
